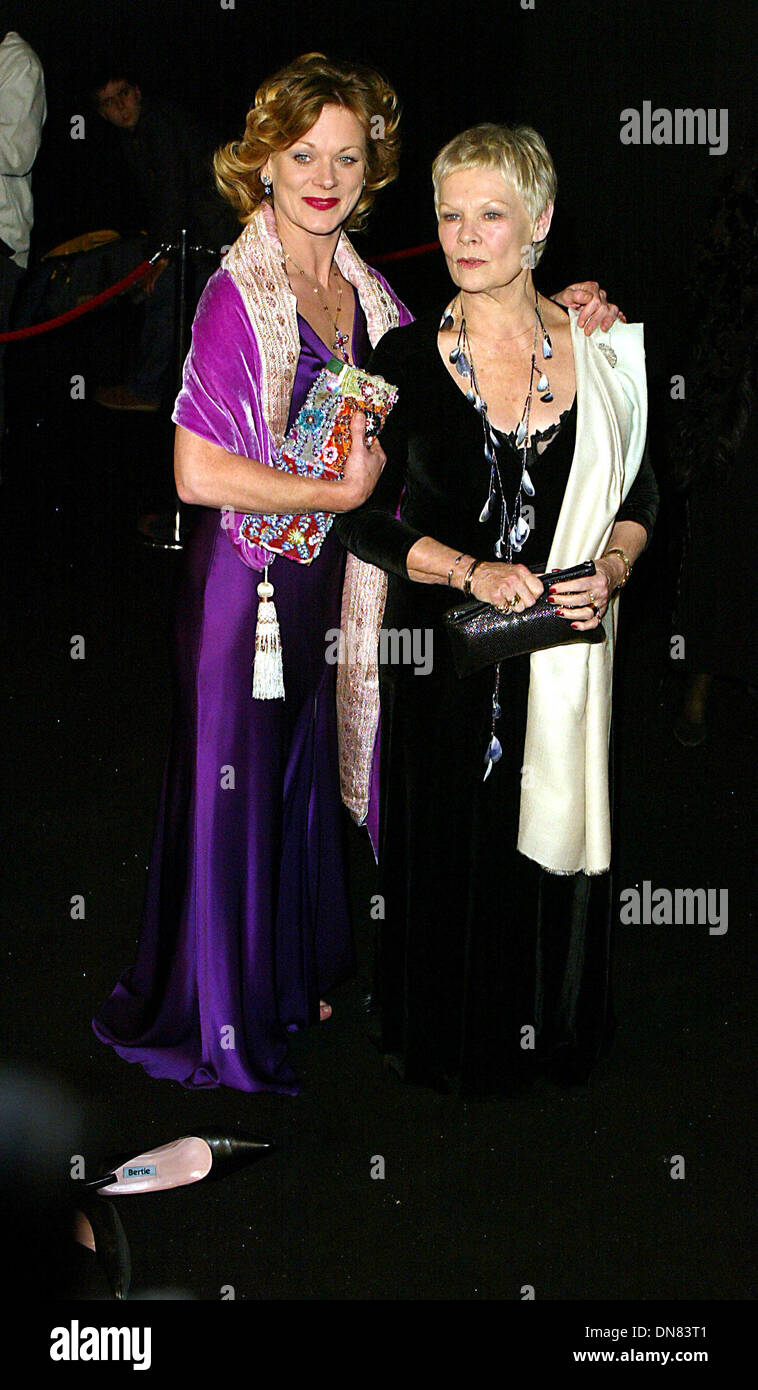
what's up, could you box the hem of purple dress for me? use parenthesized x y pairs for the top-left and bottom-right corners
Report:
(91, 1019), (301, 1096)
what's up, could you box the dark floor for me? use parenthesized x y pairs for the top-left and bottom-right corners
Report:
(2, 331), (756, 1305)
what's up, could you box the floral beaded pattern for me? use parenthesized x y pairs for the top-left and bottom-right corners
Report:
(237, 359), (398, 565)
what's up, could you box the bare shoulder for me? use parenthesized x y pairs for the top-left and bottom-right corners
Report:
(538, 295), (573, 335)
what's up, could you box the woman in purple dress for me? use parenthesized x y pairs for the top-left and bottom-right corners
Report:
(93, 54), (623, 1095)
(92, 54), (409, 1093)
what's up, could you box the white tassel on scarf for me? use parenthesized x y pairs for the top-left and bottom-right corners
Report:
(252, 565), (284, 700)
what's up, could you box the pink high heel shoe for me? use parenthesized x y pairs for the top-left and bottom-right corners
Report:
(85, 1130), (273, 1196)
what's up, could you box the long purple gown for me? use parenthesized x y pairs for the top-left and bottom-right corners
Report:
(93, 268), (374, 1093)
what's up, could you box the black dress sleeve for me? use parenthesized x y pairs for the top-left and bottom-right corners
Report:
(615, 439), (659, 546)
(333, 329), (427, 578)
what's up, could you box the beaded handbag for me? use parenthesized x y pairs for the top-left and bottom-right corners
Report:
(235, 355), (398, 565)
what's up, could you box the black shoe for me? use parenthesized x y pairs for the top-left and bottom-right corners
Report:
(75, 1195), (131, 1299)
(198, 1129), (275, 1181)
(673, 713), (707, 747)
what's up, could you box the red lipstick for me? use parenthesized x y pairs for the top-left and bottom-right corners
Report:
(303, 197), (340, 210)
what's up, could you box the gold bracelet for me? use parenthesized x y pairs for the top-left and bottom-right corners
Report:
(462, 558), (482, 597)
(604, 547), (632, 590)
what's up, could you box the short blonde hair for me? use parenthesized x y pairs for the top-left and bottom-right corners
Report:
(432, 123), (557, 264)
(214, 52), (401, 232)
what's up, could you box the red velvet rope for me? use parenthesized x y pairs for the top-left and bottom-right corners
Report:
(0, 260), (152, 342)
(370, 240), (440, 265)
(0, 239), (441, 345)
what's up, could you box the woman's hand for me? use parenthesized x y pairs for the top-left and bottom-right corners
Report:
(336, 411), (387, 512)
(552, 281), (627, 334)
(546, 555), (624, 629)
(469, 561), (545, 611)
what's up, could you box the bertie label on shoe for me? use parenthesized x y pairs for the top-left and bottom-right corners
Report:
(123, 1164), (157, 1178)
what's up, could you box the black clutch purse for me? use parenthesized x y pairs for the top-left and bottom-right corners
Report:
(443, 561), (606, 678)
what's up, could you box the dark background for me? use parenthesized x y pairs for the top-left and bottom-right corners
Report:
(21, 0), (758, 350)
(2, 0), (756, 1318)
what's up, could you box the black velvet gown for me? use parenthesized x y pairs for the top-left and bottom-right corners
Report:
(336, 309), (659, 1096)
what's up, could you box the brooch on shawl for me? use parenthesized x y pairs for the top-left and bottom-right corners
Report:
(596, 341), (618, 368)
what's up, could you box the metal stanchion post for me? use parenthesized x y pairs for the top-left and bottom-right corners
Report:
(138, 227), (191, 550)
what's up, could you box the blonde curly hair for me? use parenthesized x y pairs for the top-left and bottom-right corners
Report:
(214, 52), (401, 233)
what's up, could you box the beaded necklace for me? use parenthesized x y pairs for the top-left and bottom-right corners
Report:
(283, 249), (351, 361)
(439, 289), (554, 780)
(440, 288), (553, 563)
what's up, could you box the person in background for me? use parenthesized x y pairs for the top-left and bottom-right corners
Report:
(672, 142), (758, 746)
(91, 62), (237, 412)
(0, 19), (45, 463)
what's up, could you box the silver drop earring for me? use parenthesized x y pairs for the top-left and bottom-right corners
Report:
(262, 174), (272, 195)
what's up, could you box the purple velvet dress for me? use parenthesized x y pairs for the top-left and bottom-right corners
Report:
(93, 269), (373, 1093)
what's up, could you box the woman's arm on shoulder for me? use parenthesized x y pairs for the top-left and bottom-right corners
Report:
(551, 280), (626, 334)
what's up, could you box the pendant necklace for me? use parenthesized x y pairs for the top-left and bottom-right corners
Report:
(439, 289), (554, 779)
(283, 249), (351, 361)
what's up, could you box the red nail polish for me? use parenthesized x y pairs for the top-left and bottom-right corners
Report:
(571, 622), (579, 629)
(548, 586), (556, 594)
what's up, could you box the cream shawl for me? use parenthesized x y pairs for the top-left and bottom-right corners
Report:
(338, 310), (648, 875)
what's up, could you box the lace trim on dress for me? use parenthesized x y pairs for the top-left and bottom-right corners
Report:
(493, 397), (577, 456)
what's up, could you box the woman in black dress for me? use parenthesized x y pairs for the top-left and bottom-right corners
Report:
(336, 124), (658, 1095)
